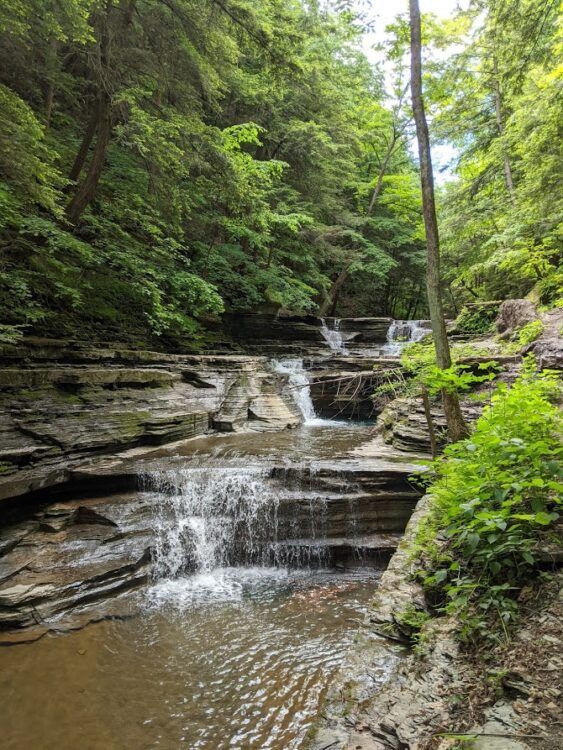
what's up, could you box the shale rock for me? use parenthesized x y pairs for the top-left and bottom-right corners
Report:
(0, 341), (301, 502)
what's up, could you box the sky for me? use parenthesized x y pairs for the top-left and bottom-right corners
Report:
(359, 0), (464, 180)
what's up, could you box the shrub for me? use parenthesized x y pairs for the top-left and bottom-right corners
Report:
(416, 358), (562, 645)
(454, 304), (499, 335)
(516, 320), (544, 346)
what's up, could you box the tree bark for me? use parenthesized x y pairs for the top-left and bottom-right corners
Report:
(366, 133), (397, 217)
(421, 386), (438, 459)
(319, 262), (352, 317)
(409, 0), (468, 443)
(68, 106), (100, 183)
(66, 0), (136, 222)
(492, 56), (516, 204)
(66, 93), (112, 223)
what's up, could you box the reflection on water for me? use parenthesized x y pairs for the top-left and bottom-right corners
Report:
(0, 569), (380, 750)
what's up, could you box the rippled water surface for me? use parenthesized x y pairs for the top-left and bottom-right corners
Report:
(1, 568), (379, 750)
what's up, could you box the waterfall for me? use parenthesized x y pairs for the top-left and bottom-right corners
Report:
(148, 467), (277, 577)
(144, 466), (331, 600)
(271, 358), (317, 422)
(320, 318), (347, 354)
(382, 319), (431, 356)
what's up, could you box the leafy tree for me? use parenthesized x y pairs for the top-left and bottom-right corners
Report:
(0, 0), (426, 345)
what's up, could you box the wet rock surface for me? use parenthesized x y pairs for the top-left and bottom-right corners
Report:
(0, 491), (153, 641)
(0, 450), (425, 642)
(0, 341), (302, 502)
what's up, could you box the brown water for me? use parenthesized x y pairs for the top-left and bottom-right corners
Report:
(0, 568), (380, 750)
(140, 421), (375, 467)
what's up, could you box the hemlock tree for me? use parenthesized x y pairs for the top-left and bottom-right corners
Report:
(409, 0), (468, 442)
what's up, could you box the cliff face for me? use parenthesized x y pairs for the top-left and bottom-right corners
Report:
(0, 339), (301, 503)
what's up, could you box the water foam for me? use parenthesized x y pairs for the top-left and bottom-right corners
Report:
(320, 318), (347, 354)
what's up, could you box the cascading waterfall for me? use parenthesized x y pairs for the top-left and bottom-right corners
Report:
(148, 467), (277, 577)
(382, 319), (431, 356)
(144, 465), (331, 598)
(320, 318), (347, 354)
(271, 358), (317, 422)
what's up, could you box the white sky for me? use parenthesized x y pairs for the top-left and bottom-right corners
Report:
(360, 1), (464, 180)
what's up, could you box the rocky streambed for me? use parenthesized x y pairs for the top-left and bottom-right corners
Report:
(5, 308), (553, 750)
(0, 316), (434, 749)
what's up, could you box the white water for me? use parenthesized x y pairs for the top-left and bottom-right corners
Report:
(320, 318), (347, 354)
(149, 467), (276, 578)
(271, 358), (318, 423)
(145, 464), (331, 604)
(382, 319), (431, 356)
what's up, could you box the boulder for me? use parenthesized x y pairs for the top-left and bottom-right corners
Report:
(496, 299), (538, 337)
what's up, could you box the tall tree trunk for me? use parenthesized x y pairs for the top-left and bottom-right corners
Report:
(409, 0), (468, 443)
(319, 262), (352, 317)
(366, 133), (396, 217)
(66, 0), (137, 222)
(421, 386), (438, 459)
(492, 56), (516, 204)
(68, 106), (100, 183)
(66, 93), (112, 223)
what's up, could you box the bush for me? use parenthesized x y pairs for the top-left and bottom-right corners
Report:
(516, 320), (544, 346)
(454, 304), (499, 335)
(416, 358), (562, 645)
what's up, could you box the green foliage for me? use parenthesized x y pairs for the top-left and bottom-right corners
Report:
(416, 360), (562, 645)
(454, 305), (498, 335)
(516, 320), (544, 346)
(0, 0), (425, 342)
(428, 0), (562, 308)
(400, 340), (498, 396)
(0, 84), (64, 215)
(394, 603), (431, 645)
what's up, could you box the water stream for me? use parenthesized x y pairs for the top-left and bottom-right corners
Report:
(382, 319), (431, 356)
(320, 318), (347, 354)
(0, 319), (427, 750)
(271, 358), (317, 422)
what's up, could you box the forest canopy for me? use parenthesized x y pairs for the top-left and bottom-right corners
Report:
(0, 0), (560, 348)
(0, 0), (425, 347)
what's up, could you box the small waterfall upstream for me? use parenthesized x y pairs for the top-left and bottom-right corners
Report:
(271, 358), (317, 422)
(320, 318), (347, 354)
(382, 319), (431, 356)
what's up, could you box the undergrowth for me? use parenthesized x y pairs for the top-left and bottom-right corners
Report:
(454, 304), (499, 335)
(412, 358), (562, 646)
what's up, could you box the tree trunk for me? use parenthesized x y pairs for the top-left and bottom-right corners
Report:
(319, 262), (352, 316)
(366, 135), (396, 217)
(492, 56), (516, 204)
(409, 0), (468, 443)
(68, 106), (100, 183)
(66, 93), (112, 223)
(421, 386), (438, 459)
(66, 0), (137, 222)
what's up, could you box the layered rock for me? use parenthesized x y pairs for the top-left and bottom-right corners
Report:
(324, 317), (392, 343)
(303, 357), (401, 421)
(0, 340), (301, 502)
(0, 454), (425, 642)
